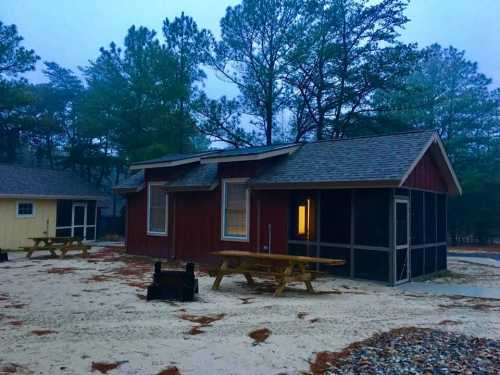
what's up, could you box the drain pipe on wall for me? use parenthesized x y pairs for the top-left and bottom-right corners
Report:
(268, 224), (272, 254)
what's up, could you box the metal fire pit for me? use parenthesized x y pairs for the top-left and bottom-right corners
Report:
(146, 262), (198, 302)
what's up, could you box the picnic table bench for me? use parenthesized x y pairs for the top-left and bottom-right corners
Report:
(210, 250), (345, 297)
(22, 237), (90, 259)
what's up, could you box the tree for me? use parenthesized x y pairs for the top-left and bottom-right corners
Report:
(0, 21), (39, 77)
(82, 26), (206, 164)
(287, 0), (415, 140)
(0, 21), (39, 162)
(210, 0), (303, 145)
(373, 44), (500, 242)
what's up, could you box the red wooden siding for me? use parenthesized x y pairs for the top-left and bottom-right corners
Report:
(125, 164), (290, 263)
(403, 150), (447, 193)
(126, 186), (172, 258)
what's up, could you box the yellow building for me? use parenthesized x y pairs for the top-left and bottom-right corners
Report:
(0, 165), (105, 250)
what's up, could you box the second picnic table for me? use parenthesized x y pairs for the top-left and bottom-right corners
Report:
(23, 237), (90, 259)
(210, 250), (345, 297)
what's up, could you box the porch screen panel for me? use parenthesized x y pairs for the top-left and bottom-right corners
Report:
(411, 191), (424, 245)
(320, 190), (350, 244)
(223, 182), (247, 238)
(320, 246), (350, 276)
(437, 194), (446, 242)
(424, 246), (436, 274)
(149, 185), (168, 234)
(411, 248), (424, 278)
(353, 249), (389, 282)
(87, 201), (96, 225)
(436, 245), (447, 270)
(425, 192), (436, 243)
(354, 189), (389, 247)
(56, 200), (72, 227)
(288, 243), (308, 257)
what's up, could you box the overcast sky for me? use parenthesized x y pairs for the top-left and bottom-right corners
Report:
(2, 0), (499, 98)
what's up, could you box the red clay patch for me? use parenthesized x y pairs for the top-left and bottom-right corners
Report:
(180, 314), (225, 326)
(157, 367), (181, 375)
(86, 275), (114, 283)
(248, 328), (271, 344)
(31, 329), (57, 336)
(91, 361), (122, 374)
(0, 363), (30, 374)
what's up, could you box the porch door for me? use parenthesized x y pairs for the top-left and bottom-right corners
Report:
(395, 199), (409, 283)
(72, 203), (87, 239)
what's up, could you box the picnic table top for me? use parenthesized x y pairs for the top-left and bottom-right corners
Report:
(212, 250), (345, 266)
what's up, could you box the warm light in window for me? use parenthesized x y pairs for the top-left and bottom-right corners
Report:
(298, 204), (306, 235)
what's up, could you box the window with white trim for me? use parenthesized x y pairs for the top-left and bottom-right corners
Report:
(16, 202), (35, 218)
(148, 183), (168, 235)
(222, 179), (249, 240)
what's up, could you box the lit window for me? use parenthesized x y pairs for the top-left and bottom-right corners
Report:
(148, 183), (168, 235)
(298, 204), (306, 235)
(17, 202), (35, 218)
(222, 179), (249, 240)
(296, 198), (314, 240)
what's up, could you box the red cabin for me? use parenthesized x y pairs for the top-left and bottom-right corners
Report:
(114, 130), (461, 285)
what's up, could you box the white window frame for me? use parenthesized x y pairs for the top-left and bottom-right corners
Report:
(147, 181), (168, 236)
(16, 201), (36, 218)
(221, 178), (250, 242)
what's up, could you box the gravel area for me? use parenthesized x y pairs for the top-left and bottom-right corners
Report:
(310, 327), (500, 375)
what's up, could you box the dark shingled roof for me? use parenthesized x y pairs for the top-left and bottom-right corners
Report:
(250, 130), (436, 186)
(165, 163), (218, 190)
(132, 151), (216, 167)
(202, 143), (297, 159)
(113, 171), (145, 192)
(0, 164), (105, 199)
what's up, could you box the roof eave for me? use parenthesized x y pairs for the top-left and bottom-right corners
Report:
(112, 183), (146, 195)
(200, 145), (300, 164)
(250, 179), (401, 190)
(0, 194), (105, 200)
(129, 157), (204, 170)
(163, 182), (219, 192)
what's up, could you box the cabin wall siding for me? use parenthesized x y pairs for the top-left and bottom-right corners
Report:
(403, 151), (447, 193)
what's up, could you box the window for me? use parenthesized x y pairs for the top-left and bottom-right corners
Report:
(222, 179), (249, 241)
(16, 202), (35, 218)
(148, 182), (168, 235)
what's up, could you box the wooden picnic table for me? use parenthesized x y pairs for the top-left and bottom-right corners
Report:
(23, 236), (90, 259)
(210, 250), (345, 297)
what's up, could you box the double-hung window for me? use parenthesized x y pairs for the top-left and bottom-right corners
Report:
(222, 179), (249, 241)
(147, 182), (168, 235)
(16, 202), (35, 218)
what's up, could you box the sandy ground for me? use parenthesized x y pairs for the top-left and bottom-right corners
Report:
(1, 248), (499, 375)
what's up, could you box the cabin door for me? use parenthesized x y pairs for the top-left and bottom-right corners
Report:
(395, 199), (410, 283)
(72, 202), (87, 240)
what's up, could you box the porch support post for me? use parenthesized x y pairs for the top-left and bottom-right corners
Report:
(316, 190), (321, 271)
(388, 188), (396, 286)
